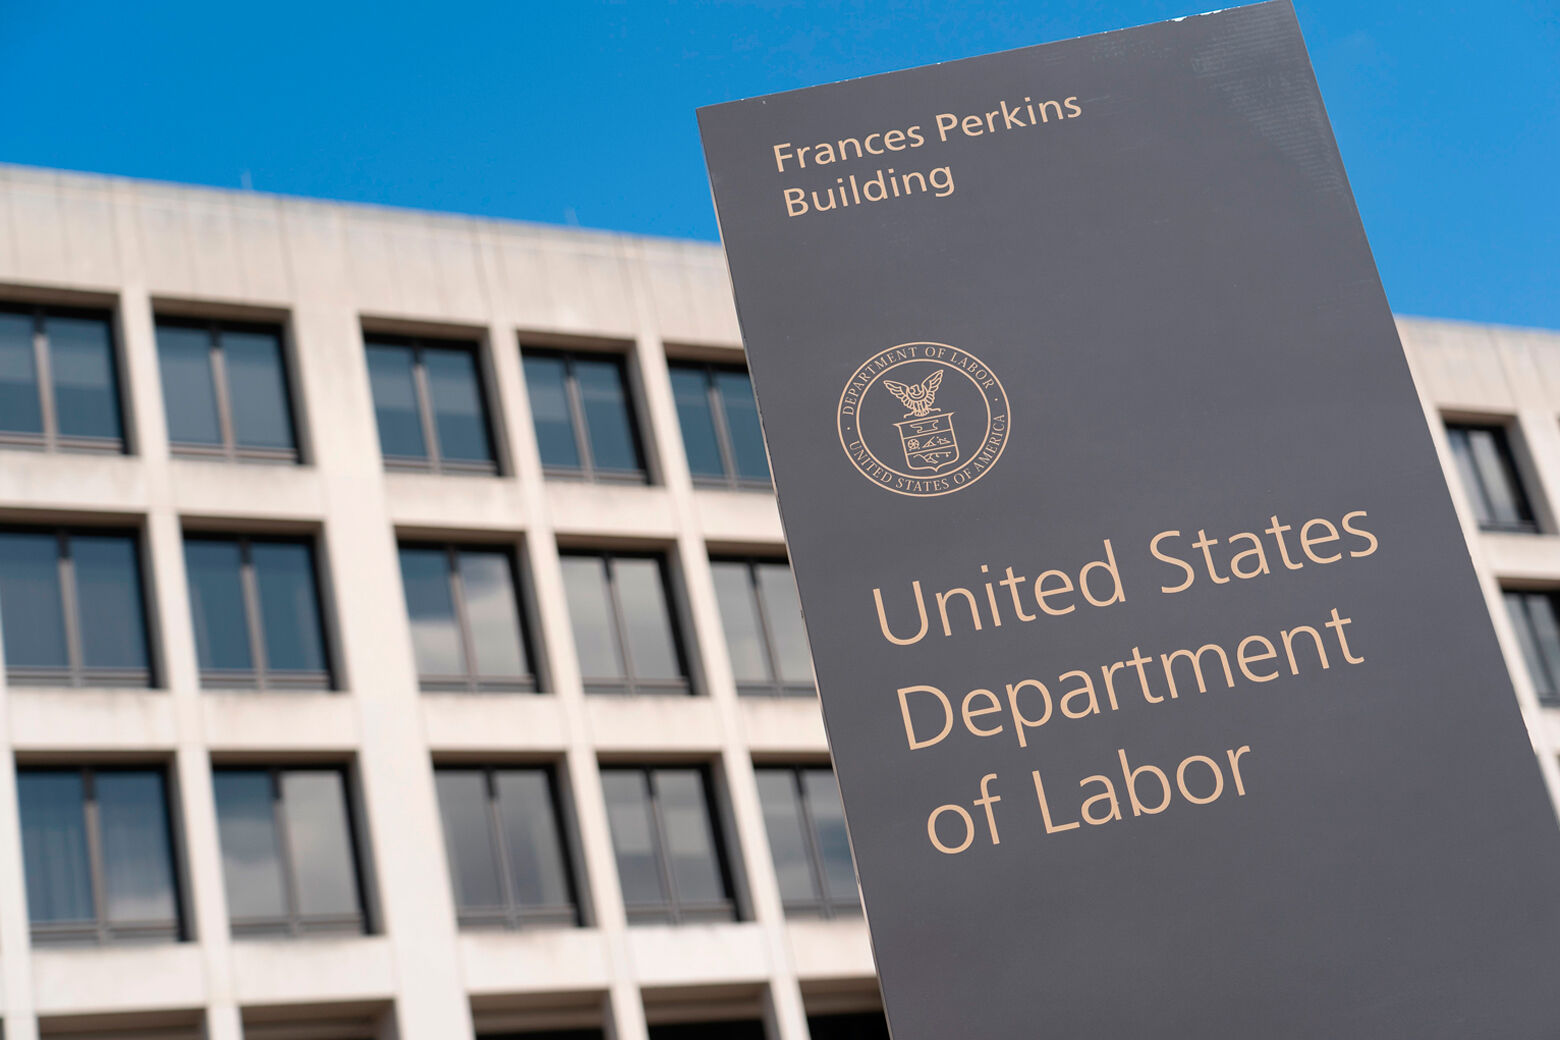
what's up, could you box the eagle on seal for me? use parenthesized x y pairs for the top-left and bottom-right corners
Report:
(882, 370), (944, 417)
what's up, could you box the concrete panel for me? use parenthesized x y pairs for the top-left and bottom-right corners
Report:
(459, 928), (614, 994)
(422, 693), (570, 752)
(628, 923), (771, 986)
(32, 943), (207, 1016)
(785, 919), (875, 981)
(228, 936), (395, 1006)
(9, 689), (178, 752)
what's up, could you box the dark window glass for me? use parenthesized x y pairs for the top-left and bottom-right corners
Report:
(74, 534), (151, 671)
(670, 367), (725, 479)
(366, 344), (425, 459)
(366, 335), (498, 474)
(756, 767), (859, 918)
(711, 559), (813, 696)
(0, 311), (44, 434)
(156, 320), (298, 461)
(668, 362), (770, 488)
(213, 767), (366, 937)
(184, 534), (332, 690)
(0, 306), (124, 453)
(434, 766), (579, 928)
(398, 544), (536, 692)
(158, 324), (222, 445)
(1447, 423), (1538, 532)
(601, 766), (737, 924)
(1505, 590), (1560, 706)
(522, 349), (645, 481)
(807, 1012), (891, 1040)
(50, 315), (122, 441)
(560, 552), (689, 695)
(648, 1023), (766, 1040)
(424, 347), (495, 463)
(0, 528), (151, 687)
(522, 354), (580, 470)
(18, 767), (182, 943)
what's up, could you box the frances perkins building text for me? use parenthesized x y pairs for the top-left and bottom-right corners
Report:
(768, 94), (1083, 218)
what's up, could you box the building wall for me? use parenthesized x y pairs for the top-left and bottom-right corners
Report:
(0, 162), (1553, 1039)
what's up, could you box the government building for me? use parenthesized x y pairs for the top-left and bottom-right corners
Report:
(0, 163), (1555, 1039)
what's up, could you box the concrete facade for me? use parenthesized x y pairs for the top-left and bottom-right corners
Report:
(0, 162), (1553, 1038)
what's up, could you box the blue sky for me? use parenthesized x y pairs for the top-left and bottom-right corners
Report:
(1, 1), (1555, 328)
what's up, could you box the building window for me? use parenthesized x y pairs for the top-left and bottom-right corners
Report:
(807, 1012), (890, 1040)
(156, 318), (299, 463)
(0, 528), (152, 687)
(213, 767), (367, 937)
(1446, 422), (1538, 532)
(365, 335), (498, 474)
(0, 305), (125, 454)
(669, 362), (769, 488)
(647, 1023), (766, 1040)
(755, 766), (858, 918)
(1504, 589), (1560, 706)
(601, 766), (738, 924)
(560, 552), (690, 695)
(399, 544), (538, 692)
(710, 558), (812, 696)
(17, 767), (182, 944)
(435, 766), (580, 929)
(523, 350), (646, 481)
(184, 534), (332, 690)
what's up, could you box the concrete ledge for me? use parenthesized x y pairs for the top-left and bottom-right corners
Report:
(739, 698), (829, 756)
(384, 471), (531, 534)
(627, 923), (770, 987)
(10, 688), (178, 752)
(0, 451), (147, 518)
(33, 942), (206, 1016)
(229, 935), (395, 1007)
(171, 459), (326, 524)
(202, 691), (360, 752)
(423, 692), (569, 753)
(785, 917), (875, 981)
(548, 483), (679, 541)
(693, 489), (784, 546)
(459, 927), (612, 995)
(1480, 531), (1560, 583)
(586, 696), (724, 754)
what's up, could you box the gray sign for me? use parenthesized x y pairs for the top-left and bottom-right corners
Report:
(698, 3), (1560, 1036)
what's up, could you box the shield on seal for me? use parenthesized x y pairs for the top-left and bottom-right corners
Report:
(894, 412), (959, 472)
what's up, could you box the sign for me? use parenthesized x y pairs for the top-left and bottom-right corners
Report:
(697, 2), (1560, 1037)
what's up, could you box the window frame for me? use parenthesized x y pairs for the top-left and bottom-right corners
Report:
(757, 765), (860, 920)
(604, 765), (739, 925)
(0, 303), (127, 456)
(0, 526), (155, 688)
(1504, 588), (1560, 707)
(712, 556), (812, 698)
(523, 348), (649, 484)
(436, 764), (582, 930)
(185, 532), (334, 691)
(1445, 421), (1539, 533)
(564, 550), (693, 696)
(213, 765), (370, 939)
(400, 542), (540, 693)
(365, 333), (501, 476)
(156, 316), (301, 464)
(669, 360), (770, 490)
(19, 765), (185, 946)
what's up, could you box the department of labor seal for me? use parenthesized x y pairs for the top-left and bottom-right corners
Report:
(837, 342), (1010, 497)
